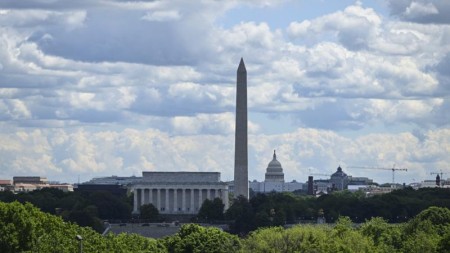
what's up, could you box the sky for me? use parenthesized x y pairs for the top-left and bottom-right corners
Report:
(0, 0), (449, 185)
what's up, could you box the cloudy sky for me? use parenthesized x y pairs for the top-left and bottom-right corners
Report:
(1, 0), (449, 185)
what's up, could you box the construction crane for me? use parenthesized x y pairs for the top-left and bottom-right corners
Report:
(430, 171), (448, 187)
(348, 164), (407, 184)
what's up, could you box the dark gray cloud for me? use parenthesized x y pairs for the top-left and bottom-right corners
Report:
(429, 98), (450, 127)
(0, 0), (447, 132)
(289, 99), (364, 130)
(129, 84), (233, 117)
(433, 52), (450, 99)
(387, 0), (450, 24)
(29, 9), (213, 65)
(436, 53), (450, 78)
(0, 0), (128, 10)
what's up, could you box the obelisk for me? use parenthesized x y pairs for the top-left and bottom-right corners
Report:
(234, 58), (249, 199)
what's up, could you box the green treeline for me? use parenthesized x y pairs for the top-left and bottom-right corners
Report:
(223, 187), (450, 234)
(2, 187), (450, 236)
(0, 188), (132, 232)
(1, 201), (450, 252)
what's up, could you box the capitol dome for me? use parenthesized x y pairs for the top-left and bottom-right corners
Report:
(265, 150), (285, 182)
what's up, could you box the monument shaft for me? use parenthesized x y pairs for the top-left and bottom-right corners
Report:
(234, 58), (249, 199)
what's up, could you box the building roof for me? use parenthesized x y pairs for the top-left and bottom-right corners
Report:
(142, 171), (221, 183)
(331, 166), (347, 178)
(0, 180), (12, 185)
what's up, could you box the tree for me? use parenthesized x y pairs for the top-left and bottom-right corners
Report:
(438, 229), (450, 252)
(86, 191), (132, 219)
(164, 224), (241, 253)
(140, 203), (159, 221)
(66, 209), (104, 232)
(198, 198), (225, 221)
(244, 225), (332, 253)
(406, 206), (450, 236)
(401, 230), (440, 253)
(360, 217), (403, 251)
(0, 201), (166, 253)
(225, 196), (256, 235)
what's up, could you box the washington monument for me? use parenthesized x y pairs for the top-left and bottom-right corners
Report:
(234, 58), (249, 199)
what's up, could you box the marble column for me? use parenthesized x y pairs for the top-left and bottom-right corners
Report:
(182, 188), (186, 212)
(141, 188), (146, 207)
(133, 188), (138, 213)
(198, 188), (203, 210)
(190, 189), (195, 214)
(157, 188), (161, 211)
(165, 188), (169, 213)
(149, 188), (153, 206)
(174, 188), (178, 212)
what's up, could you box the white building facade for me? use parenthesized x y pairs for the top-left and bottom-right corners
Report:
(250, 151), (304, 193)
(132, 172), (229, 215)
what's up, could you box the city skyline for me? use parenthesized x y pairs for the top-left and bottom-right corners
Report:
(0, 0), (449, 184)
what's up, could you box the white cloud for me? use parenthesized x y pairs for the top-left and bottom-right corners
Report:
(0, 0), (449, 184)
(0, 99), (32, 120)
(170, 112), (258, 135)
(287, 4), (382, 50)
(1, 127), (448, 184)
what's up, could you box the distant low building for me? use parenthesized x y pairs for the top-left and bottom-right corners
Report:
(14, 183), (74, 192)
(313, 179), (330, 194)
(0, 180), (12, 186)
(420, 180), (440, 188)
(13, 176), (47, 185)
(309, 167), (378, 195)
(85, 175), (142, 186)
(361, 185), (396, 197)
(14, 183), (38, 192)
(0, 180), (13, 191)
(348, 176), (373, 185)
(347, 185), (369, 192)
(10, 176), (73, 192)
(47, 184), (74, 192)
(419, 178), (450, 188)
(75, 184), (127, 196)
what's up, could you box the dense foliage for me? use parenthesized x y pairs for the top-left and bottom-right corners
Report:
(197, 198), (225, 222)
(1, 201), (450, 252)
(243, 217), (378, 253)
(140, 203), (160, 221)
(164, 224), (241, 253)
(223, 187), (450, 234)
(0, 201), (164, 253)
(2, 187), (450, 236)
(0, 188), (132, 232)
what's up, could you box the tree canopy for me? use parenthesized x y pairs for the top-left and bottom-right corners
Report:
(140, 203), (160, 221)
(1, 201), (450, 252)
(224, 187), (450, 234)
(0, 188), (132, 232)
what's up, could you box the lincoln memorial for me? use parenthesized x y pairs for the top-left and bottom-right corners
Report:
(131, 171), (229, 215)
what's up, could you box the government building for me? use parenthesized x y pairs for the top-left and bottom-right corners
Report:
(131, 172), (229, 215)
(249, 151), (304, 193)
